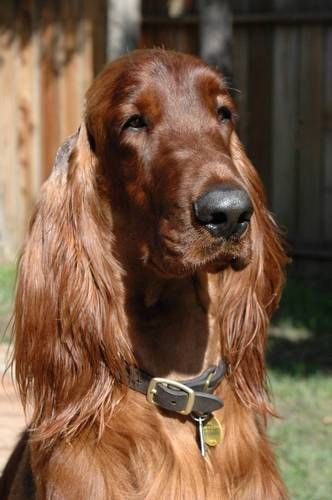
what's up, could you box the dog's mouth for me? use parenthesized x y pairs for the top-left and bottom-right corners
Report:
(148, 222), (252, 278)
(195, 236), (252, 273)
(204, 250), (251, 273)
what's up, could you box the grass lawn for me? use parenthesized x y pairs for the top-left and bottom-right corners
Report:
(0, 263), (16, 342)
(269, 372), (332, 500)
(0, 264), (331, 499)
(268, 278), (332, 500)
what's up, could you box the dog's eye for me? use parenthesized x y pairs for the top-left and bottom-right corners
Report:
(217, 106), (232, 123)
(123, 114), (147, 130)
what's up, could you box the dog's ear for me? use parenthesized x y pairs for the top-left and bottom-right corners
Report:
(13, 123), (133, 446)
(215, 133), (288, 418)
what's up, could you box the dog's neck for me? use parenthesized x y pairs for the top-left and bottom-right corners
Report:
(122, 265), (221, 380)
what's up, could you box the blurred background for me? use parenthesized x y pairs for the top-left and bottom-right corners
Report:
(0, 1), (331, 498)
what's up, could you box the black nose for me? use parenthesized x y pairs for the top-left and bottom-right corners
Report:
(193, 184), (253, 239)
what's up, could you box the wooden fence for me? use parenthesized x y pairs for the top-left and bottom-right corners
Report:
(0, 0), (106, 260)
(1, 0), (332, 265)
(233, 4), (332, 260)
(141, 0), (332, 262)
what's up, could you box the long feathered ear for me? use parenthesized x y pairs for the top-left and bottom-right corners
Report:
(13, 123), (133, 445)
(216, 133), (288, 418)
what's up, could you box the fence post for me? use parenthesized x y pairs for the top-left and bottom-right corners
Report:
(198, 0), (233, 84)
(107, 0), (141, 61)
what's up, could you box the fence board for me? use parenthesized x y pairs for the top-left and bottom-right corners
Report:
(81, 0), (95, 107)
(91, 0), (108, 75)
(59, 1), (81, 139)
(140, 21), (198, 53)
(233, 26), (249, 148)
(0, 1), (19, 259)
(30, 3), (42, 208)
(297, 26), (323, 243)
(40, 1), (61, 178)
(247, 25), (273, 199)
(17, 1), (35, 232)
(272, 26), (299, 236)
(324, 27), (332, 242)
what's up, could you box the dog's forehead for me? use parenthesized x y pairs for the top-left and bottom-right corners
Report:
(117, 52), (229, 115)
(85, 51), (232, 131)
(134, 53), (225, 95)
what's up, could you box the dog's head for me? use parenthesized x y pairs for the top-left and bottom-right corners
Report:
(85, 49), (258, 277)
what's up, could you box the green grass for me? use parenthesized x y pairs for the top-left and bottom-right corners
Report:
(0, 264), (16, 341)
(0, 264), (16, 316)
(269, 373), (332, 500)
(0, 264), (331, 498)
(268, 277), (332, 499)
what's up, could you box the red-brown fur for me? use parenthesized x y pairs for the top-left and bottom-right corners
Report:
(3, 49), (288, 499)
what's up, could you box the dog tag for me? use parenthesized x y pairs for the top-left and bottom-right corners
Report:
(203, 415), (223, 447)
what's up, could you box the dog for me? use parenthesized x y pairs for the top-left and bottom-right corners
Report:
(1, 49), (288, 499)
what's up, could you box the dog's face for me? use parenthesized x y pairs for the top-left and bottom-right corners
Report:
(86, 50), (253, 277)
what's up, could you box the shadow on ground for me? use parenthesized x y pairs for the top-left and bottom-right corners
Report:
(267, 273), (332, 375)
(267, 331), (332, 375)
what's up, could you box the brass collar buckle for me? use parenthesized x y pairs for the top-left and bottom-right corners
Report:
(147, 377), (195, 415)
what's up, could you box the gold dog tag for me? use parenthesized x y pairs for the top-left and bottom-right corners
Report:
(203, 415), (223, 447)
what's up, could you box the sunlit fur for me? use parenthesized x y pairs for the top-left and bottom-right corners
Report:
(5, 50), (288, 499)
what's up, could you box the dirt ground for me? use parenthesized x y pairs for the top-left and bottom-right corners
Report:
(0, 345), (26, 473)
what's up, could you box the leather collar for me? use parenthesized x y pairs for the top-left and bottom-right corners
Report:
(127, 360), (227, 416)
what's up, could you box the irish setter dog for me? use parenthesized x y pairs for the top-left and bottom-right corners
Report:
(1, 49), (288, 499)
